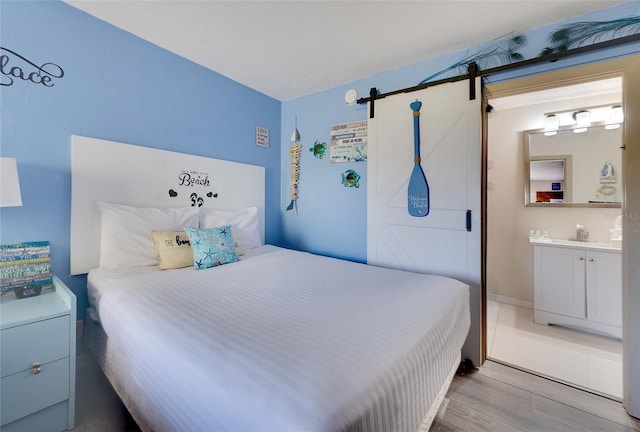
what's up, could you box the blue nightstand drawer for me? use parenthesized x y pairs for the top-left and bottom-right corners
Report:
(1, 357), (70, 425)
(0, 315), (70, 378)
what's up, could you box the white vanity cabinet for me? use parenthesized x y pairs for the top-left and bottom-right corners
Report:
(532, 240), (621, 339)
(585, 250), (622, 328)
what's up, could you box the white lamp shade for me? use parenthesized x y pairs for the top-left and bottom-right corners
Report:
(544, 114), (558, 136)
(610, 105), (624, 123)
(574, 110), (591, 127)
(0, 158), (23, 207)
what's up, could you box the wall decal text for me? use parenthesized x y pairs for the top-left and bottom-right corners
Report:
(178, 170), (210, 187)
(0, 47), (64, 88)
(169, 169), (219, 206)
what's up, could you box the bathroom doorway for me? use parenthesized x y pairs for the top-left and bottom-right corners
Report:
(484, 62), (626, 399)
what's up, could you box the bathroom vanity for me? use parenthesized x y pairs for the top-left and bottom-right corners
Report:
(531, 238), (621, 339)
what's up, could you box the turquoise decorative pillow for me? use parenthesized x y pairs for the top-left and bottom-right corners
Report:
(183, 226), (239, 270)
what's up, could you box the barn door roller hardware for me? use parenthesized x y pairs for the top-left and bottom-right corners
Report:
(358, 33), (640, 118)
(468, 62), (478, 101)
(366, 64), (477, 119)
(369, 87), (378, 119)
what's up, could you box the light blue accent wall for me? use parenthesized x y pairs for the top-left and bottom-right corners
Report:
(280, 1), (640, 263)
(280, 92), (369, 262)
(0, 0), (282, 318)
(2, 1), (638, 319)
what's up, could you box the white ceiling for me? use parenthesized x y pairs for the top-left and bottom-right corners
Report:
(63, 0), (626, 101)
(489, 77), (622, 110)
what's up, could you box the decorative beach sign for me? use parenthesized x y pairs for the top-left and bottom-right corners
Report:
(0, 241), (53, 298)
(330, 121), (367, 162)
(408, 100), (429, 217)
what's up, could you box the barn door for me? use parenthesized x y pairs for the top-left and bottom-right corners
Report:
(367, 79), (482, 365)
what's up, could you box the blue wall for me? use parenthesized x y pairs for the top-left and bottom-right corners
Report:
(280, 1), (640, 263)
(0, 0), (282, 318)
(2, 1), (639, 319)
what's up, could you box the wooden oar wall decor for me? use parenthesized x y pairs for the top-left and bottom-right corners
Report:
(408, 100), (430, 217)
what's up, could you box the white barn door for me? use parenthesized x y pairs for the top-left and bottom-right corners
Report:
(367, 79), (482, 365)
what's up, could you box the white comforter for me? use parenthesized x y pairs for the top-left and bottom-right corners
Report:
(88, 246), (469, 431)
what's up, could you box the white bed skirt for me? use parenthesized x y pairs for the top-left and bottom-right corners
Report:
(84, 316), (460, 432)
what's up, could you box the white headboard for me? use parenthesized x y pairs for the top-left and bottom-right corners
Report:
(70, 135), (265, 275)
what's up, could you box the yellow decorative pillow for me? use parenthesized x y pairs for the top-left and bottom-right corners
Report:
(151, 230), (194, 270)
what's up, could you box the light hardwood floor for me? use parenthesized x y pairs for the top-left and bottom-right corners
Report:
(432, 361), (640, 432)
(74, 339), (640, 431)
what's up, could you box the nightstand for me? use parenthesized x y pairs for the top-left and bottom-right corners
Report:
(1, 276), (76, 431)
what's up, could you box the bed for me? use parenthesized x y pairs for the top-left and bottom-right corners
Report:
(71, 135), (470, 431)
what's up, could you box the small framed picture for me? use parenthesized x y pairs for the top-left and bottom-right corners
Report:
(551, 182), (561, 191)
(255, 126), (269, 148)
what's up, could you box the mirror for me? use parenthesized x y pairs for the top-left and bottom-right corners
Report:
(529, 158), (572, 203)
(525, 123), (622, 207)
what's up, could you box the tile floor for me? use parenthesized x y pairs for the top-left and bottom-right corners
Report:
(487, 300), (623, 399)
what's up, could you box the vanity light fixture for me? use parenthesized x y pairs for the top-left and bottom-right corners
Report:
(573, 110), (591, 126)
(544, 104), (622, 135)
(605, 105), (624, 130)
(544, 114), (558, 136)
(573, 110), (590, 133)
(610, 105), (624, 122)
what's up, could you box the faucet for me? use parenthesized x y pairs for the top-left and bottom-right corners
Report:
(576, 224), (589, 242)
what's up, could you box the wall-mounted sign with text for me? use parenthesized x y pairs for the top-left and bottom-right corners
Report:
(330, 120), (367, 162)
(256, 126), (269, 148)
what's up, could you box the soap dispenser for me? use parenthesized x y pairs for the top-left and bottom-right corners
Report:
(576, 224), (589, 242)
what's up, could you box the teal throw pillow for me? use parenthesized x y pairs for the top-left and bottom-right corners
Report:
(183, 226), (239, 270)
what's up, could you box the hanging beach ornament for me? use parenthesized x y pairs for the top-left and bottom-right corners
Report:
(286, 117), (302, 214)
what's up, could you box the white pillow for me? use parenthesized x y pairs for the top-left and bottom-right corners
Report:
(199, 206), (262, 250)
(98, 202), (199, 268)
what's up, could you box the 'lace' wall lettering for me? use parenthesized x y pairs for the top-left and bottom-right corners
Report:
(0, 47), (64, 88)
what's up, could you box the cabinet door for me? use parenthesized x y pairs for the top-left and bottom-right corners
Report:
(586, 251), (622, 327)
(534, 246), (586, 318)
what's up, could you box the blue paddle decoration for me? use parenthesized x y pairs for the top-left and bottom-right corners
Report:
(408, 100), (430, 217)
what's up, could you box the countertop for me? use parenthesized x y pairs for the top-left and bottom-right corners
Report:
(529, 237), (621, 252)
